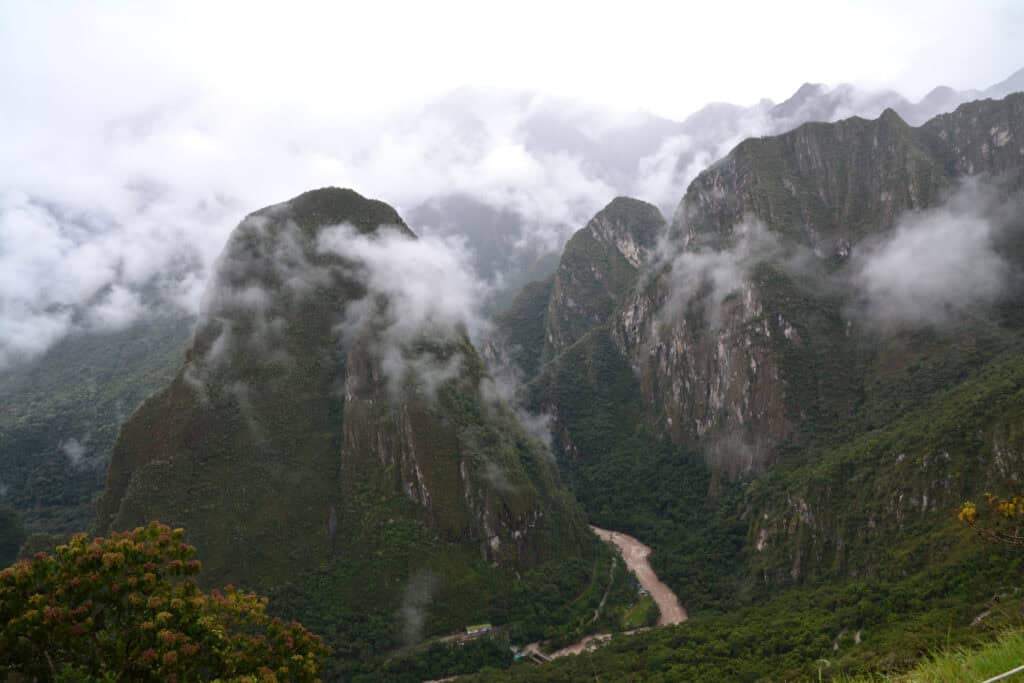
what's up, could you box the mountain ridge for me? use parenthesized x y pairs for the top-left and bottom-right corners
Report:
(92, 188), (604, 677)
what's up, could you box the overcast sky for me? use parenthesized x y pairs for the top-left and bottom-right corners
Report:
(4, 0), (1023, 120)
(2, 0), (1023, 368)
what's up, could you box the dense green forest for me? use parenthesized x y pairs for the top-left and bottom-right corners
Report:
(0, 315), (191, 536)
(463, 550), (1023, 681)
(269, 534), (643, 680)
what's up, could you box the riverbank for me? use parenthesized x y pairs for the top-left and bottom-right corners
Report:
(590, 526), (687, 625)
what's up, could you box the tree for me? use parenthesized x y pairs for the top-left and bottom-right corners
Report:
(0, 522), (329, 681)
(959, 493), (1024, 548)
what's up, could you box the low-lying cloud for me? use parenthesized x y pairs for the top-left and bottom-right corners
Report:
(319, 223), (490, 396)
(850, 181), (1022, 329)
(399, 569), (438, 646)
(3, 17), (1017, 373)
(58, 436), (99, 470)
(660, 218), (793, 329)
(655, 180), (1022, 336)
(479, 373), (556, 455)
(0, 92), (633, 370)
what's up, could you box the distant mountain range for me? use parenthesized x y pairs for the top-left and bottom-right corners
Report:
(410, 67), (1024, 308)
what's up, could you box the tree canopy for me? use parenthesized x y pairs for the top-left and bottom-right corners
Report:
(0, 522), (328, 681)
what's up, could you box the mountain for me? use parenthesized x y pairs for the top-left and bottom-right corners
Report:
(542, 196), (665, 361)
(408, 68), (1024, 312)
(641, 96), (1024, 459)
(92, 188), (603, 675)
(483, 94), (1024, 678)
(405, 194), (560, 313)
(8, 72), (1022, 545)
(985, 66), (1024, 99)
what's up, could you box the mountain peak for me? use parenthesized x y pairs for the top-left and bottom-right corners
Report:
(251, 186), (411, 238)
(772, 82), (830, 120)
(541, 197), (665, 359)
(793, 82), (828, 98)
(97, 187), (592, 653)
(922, 85), (956, 99)
(589, 196), (666, 263)
(877, 107), (909, 127)
(985, 66), (1024, 98)
(597, 195), (664, 223)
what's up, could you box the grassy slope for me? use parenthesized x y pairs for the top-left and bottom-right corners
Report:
(842, 629), (1024, 682)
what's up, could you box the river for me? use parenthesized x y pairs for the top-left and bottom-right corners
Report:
(424, 526), (686, 680)
(590, 526), (688, 626)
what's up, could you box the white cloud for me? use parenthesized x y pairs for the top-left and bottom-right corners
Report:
(0, 1), (1021, 368)
(318, 223), (490, 395)
(850, 181), (1019, 328)
(59, 437), (94, 470)
(660, 218), (788, 329)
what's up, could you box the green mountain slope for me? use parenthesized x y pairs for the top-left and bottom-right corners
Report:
(0, 315), (192, 537)
(482, 94), (1024, 679)
(93, 187), (602, 676)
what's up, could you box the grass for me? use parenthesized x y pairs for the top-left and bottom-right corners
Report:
(841, 629), (1024, 682)
(621, 596), (657, 629)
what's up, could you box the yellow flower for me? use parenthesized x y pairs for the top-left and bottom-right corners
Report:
(958, 502), (977, 523)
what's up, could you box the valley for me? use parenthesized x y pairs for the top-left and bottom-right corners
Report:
(521, 526), (687, 663)
(591, 526), (687, 627)
(3, 13), (1024, 678)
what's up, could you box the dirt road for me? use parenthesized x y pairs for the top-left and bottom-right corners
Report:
(591, 526), (688, 625)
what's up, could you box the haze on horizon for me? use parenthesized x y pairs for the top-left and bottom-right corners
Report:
(2, 0), (1024, 367)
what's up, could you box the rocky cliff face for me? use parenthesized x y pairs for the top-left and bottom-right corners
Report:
(613, 94), (1024, 476)
(483, 195), (664, 413)
(542, 197), (665, 363)
(495, 94), (1024, 596)
(482, 197), (666, 478)
(96, 188), (589, 615)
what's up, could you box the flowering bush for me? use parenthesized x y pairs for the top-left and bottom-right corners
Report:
(0, 522), (328, 681)
(959, 493), (1024, 548)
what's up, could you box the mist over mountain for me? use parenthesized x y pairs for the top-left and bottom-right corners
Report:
(5, 4), (1024, 680)
(5, 69), (1024, 368)
(469, 93), (1024, 680)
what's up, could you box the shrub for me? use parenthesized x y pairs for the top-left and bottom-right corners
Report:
(0, 522), (329, 681)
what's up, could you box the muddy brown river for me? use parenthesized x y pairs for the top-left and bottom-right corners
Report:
(591, 525), (688, 625)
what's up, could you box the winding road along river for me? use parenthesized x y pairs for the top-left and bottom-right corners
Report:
(425, 526), (687, 678)
(591, 525), (688, 626)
